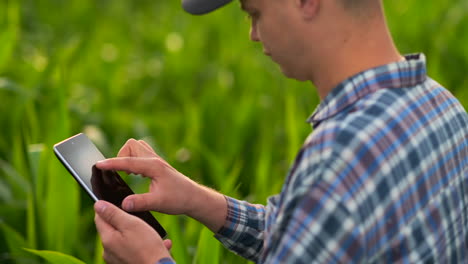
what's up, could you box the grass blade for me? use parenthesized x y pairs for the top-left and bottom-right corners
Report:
(24, 248), (86, 264)
(193, 227), (221, 264)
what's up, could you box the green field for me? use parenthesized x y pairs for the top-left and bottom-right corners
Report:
(1, 1), (467, 263)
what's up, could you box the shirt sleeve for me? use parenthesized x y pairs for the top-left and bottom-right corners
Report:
(156, 257), (175, 264)
(260, 179), (364, 263)
(214, 196), (266, 262)
(215, 161), (364, 263)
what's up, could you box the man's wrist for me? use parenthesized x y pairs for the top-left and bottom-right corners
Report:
(186, 184), (228, 233)
(147, 243), (173, 264)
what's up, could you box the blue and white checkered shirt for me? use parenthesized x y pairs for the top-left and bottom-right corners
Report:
(212, 54), (468, 263)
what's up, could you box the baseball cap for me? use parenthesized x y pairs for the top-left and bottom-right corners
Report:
(182, 0), (233, 15)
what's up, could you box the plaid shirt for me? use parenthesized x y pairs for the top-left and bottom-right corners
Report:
(212, 54), (468, 263)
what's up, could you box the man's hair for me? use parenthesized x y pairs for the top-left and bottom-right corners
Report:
(338, 0), (381, 17)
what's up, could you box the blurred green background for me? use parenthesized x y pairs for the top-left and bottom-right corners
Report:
(0, 0), (467, 263)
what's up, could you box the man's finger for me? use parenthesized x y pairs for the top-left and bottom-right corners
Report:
(163, 239), (172, 250)
(118, 139), (155, 158)
(95, 157), (166, 179)
(94, 212), (115, 238)
(94, 200), (132, 230)
(122, 193), (159, 212)
(138, 140), (160, 156)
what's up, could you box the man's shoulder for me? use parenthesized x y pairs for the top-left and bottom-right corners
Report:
(291, 78), (468, 201)
(305, 88), (400, 152)
(305, 79), (467, 164)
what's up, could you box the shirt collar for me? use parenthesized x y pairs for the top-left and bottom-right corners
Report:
(307, 53), (427, 125)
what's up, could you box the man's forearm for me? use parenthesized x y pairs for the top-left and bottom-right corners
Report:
(186, 184), (228, 233)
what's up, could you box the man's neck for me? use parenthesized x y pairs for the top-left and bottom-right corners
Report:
(310, 8), (402, 100)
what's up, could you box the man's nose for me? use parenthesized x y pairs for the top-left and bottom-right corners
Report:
(250, 26), (260, 42)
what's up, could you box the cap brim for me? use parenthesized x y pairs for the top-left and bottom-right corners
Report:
(182, 0), (233, 15)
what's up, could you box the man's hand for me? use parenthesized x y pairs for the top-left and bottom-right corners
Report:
(94, 200), (172, 264)
(95, 139), (228, 232)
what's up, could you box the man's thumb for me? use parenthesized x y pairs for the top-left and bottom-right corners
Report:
(122, 193), (156, 212)
(95, 200), (128, 229)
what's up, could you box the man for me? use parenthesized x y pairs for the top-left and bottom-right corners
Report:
(93, 0), (468, 263)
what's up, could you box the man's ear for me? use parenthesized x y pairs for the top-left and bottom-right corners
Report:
(297, 0), (320, 20)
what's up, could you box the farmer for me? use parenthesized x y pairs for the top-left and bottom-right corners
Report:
(94, 0), (468, 263)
